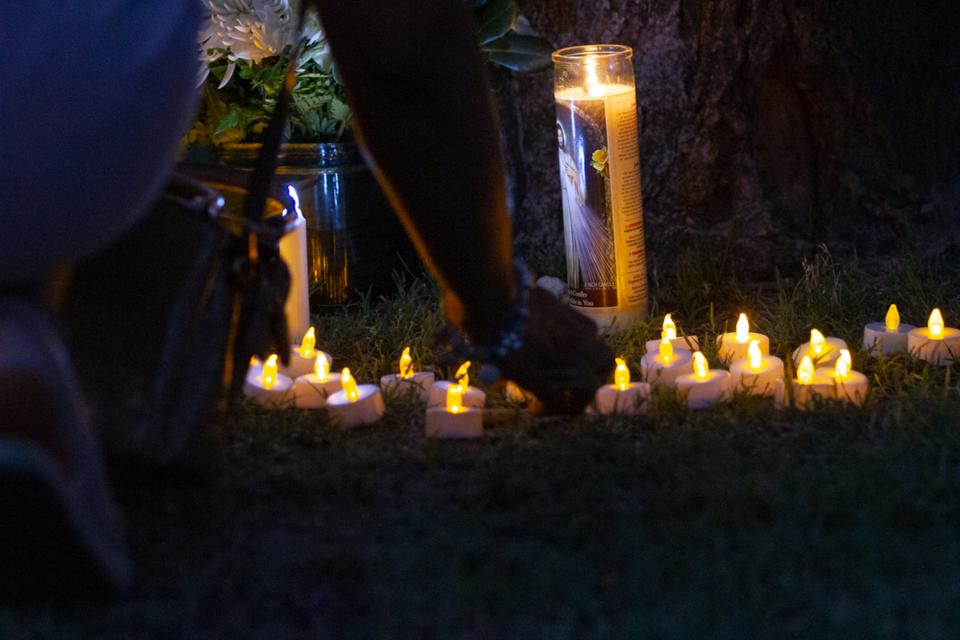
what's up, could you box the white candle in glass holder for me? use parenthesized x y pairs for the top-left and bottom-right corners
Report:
(640, 337), (693, 387)
(676, 352), (730, 409)
(281, 326), (332, 379)
(425, 384), (483, 439)
(325, 367), (385, 429)
(718, 313), (769, 363)
(908, 308), (960, 365)
(292, 352), (342, 409)
(792, 328), (847, 368)
(815, 349), (868, 406)
(427, 361), (486, 409)
(644, 313), (699, 354)
(380, 346), (435, 401)
(243, 354), (293, 407)
(863, 304), (914, 356)
(729, 339), (784, 397)
(593, 357), (651, 414)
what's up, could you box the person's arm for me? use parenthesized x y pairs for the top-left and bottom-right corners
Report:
(309, 0), (514, 344)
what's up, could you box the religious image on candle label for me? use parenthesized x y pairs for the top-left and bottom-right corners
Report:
(556, 100), (618, 309)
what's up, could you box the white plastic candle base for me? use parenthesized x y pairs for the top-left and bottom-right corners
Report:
(729, 355), (784, 396)
(907, 327), (960, 365)
(863, 323), (913, 356)
(242, 366), (293, 408)
(292, 373), (343, 409)
(815, 368), (869, 406)
(326, 385), (385, 429)
(281, 348), (332, 380)
(676, 370), (731, 408)
(640, 349), (693, 387)
(644, 336), (699, 355)
(593, 382), (651, 414)
(380, 371), (435, 402)
(718, 333), (769, 363)
(425, 407), (484, 439)
(792, 337), (848, 368)
(428, 381), (486, 409)
(791, 373), (837, 410)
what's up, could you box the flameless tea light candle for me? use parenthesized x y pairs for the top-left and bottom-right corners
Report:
(593, 357), (651, 414)
(428, 361), (486, 409)
(425, 384), (484, 439)
(791, 355), (836, 409)
(380, 346), (435, 401)
(729, 339), (784, 397)
(815, 349), (868, 406)
(644, 314), (699, 354)
(280, 327), (332, 380)
(792, 328), (848, 368)
(718, 313), (769, 363)
(640, 337), (693, 387)
(676, 352), (730, 409)
(292, 352), (342, 409)
(908, 308), (960, 365)
(325, 367), (385, 429)
(863, 304), (914, 356)
(243, 354), (293, 407)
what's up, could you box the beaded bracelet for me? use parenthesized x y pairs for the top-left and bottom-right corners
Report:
(455, 259), (533, 385)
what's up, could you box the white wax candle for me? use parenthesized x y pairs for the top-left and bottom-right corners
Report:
(292, 372), (342, 409)
(281, 347), (332, 380)
(428, 381), (486, 409)
(863, 304), (912, 356)
(676, 354), (730, 409)
(717, 313), (769, 363)
(326, 384), (385, 429)
(729, 355), (784, 397)
(792, 331), (847, 367)
(908, 327), (960, 365)
(279, 186), (311, 345)
(242, 363), (293, 408)
(380, 371), (435, 402)
(425, 407), (483, 439)
(640, 349), (693, 387)
(593, 382), (651, 414)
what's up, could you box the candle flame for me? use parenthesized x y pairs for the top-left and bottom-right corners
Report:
(446, 384), (464, 414)
(585, 57), (601, 97)
(341, 367), (359, 402)
(314, 352), (330, 382)
(885, 304), (900, 333)
(736, 313), (750, 344)
(835, 349), (852, 380)
(659, 336), (674, 365)
(614, 357), (630, 391)
(929, 308), (944, 339)
(797, 356), (815, 385)
(455, 361), (471, 388)
(399, 346), (414, 379)
(262, 354), (278, 390)
(810, 329), (826, 356)
(693, 352), (709, 379)
(299, 327), (316, 358)
(748, 340), (763, 371)
(662, 314), (677, 341)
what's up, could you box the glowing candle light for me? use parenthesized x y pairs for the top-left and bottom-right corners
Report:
(594, 356), (651, 414)
(676, 351), (731, 408)
(299, 327), (316, 358)
(662, 314), (677, 341)
(864, 303), (914, 356)
(428, 361), (486, 410)
(797, 355), (815, 385)
(791, 355), (836, 410)
(326, 367), (385, 429)
(280, 324), (331, 379)
(815, 348), (868, 406)
(718, 312), (769, 363)
(908, 307), (960, 365)
(748, 340), (763, 371)
(292, 351), (342, 409)
(641, 335), (693, 387)
(426, 383), (483, 439)
(446, 384), (463, 414)
(243, 352), (293, 407)
(646, 314), (699, 354)
(810, 329), (826, 356)
(660, 337), (674, 366)
(380, 346), (435, 401)
(793, 328), (847, 368)
(730, 339), (785, 400)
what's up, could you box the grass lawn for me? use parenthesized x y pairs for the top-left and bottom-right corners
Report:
(6, 249), (960, 638)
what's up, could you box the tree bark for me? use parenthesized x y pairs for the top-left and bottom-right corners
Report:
(501, 0), (960, 277)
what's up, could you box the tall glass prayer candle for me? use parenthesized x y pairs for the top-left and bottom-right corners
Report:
(553, 45), (647, 329)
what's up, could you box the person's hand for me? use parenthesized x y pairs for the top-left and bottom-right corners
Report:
(496, 286), (614, 415)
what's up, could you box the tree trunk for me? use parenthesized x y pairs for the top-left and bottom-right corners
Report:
(501, 0), (960, 277)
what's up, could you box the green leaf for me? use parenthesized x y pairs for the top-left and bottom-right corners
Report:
(482, 33), (554, 73)
(214, 107), (242, 136)
(476, 0), (517, 45)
